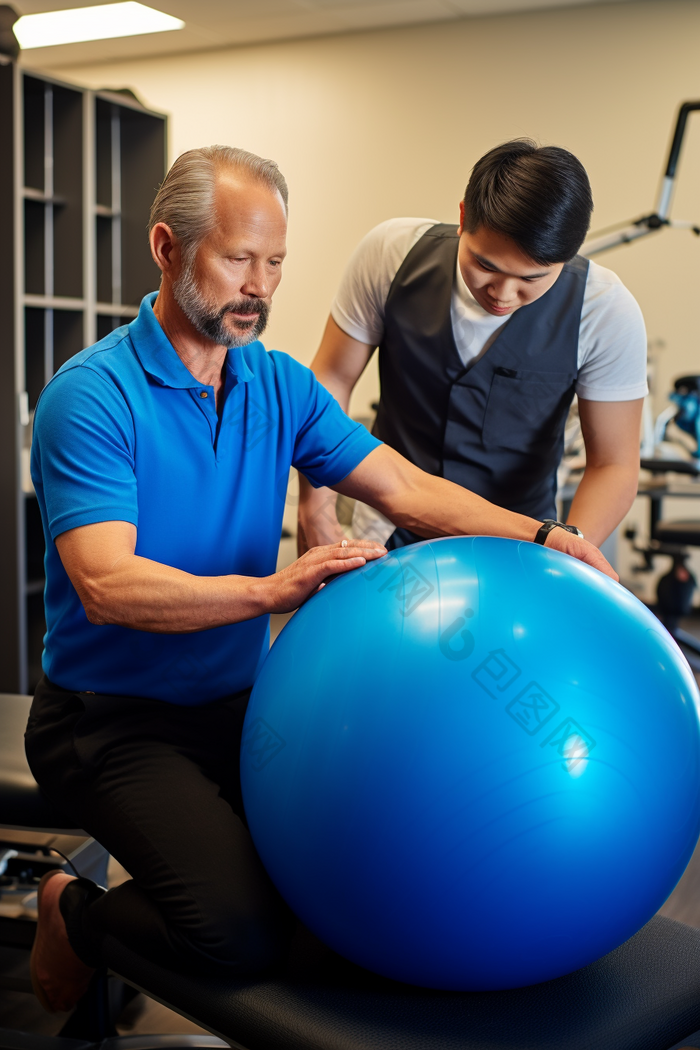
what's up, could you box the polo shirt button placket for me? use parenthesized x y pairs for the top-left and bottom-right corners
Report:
(193, 386), (219, 452)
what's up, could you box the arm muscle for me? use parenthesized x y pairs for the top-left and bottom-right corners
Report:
(566, 399), (642, 546)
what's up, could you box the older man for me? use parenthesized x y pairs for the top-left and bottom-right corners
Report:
(26, 146), (612, 1012)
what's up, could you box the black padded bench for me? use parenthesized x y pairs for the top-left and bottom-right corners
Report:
(654, 521), (700, 548)
(3, 692), (700, 1050)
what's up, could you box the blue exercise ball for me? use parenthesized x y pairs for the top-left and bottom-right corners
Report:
(240, 536), (700, 990)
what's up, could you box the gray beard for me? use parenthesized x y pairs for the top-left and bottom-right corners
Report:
(172, 258), (270, 347)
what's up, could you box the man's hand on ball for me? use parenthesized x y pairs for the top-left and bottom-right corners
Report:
(266, 538), (387, 614)
(543, 528), (619, 581)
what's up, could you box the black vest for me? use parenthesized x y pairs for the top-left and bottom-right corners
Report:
(373, 224), (589, 520)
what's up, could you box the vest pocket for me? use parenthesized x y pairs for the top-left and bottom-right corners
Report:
(482, 368), (576, 453)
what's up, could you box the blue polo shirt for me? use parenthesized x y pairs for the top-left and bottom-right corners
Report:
(31, 293), (381, 705)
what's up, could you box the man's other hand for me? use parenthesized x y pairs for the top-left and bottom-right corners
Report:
(543, 528), (618, 581)
(268, 538), (387, 613)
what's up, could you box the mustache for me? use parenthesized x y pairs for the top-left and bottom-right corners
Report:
(222, 297), (267, 318)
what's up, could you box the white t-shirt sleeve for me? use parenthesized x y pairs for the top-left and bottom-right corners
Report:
(576, 261), (648, 401)
(330, 217), (436, 346)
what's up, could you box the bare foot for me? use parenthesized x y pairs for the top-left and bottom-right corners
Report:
(30, 870), (96, 1012)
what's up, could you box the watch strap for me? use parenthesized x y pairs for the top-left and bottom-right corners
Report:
(534, 519), (583, 545)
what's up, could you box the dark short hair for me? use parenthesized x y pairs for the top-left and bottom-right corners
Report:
(462, 139), (593, 264)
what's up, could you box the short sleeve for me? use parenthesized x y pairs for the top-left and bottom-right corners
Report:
(576, 264), (649, 402)
(273, 353), (381, 487)
(330, 218), (436, 345)
(31, 365), (138, 540)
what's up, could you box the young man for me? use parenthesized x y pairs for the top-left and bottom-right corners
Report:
(298, 140), (647, 553)
(26, 146), (613, 1013)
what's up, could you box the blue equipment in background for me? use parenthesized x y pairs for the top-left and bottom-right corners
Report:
(667, 376), (700, 456)
(241, 537), (700, 992)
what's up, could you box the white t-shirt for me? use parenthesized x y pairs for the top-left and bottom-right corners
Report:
(330, 218), (649, 544)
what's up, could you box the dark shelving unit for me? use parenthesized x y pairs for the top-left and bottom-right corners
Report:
(0, 58), (166, 693)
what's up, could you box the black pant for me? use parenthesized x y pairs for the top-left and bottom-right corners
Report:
(24, 676), (293, 975)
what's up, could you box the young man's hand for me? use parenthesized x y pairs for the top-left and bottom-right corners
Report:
(543, 528), (618, 581)
(266, 539), (387, 613)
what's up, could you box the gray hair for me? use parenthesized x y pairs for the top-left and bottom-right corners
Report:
(149, 145), (288, 262)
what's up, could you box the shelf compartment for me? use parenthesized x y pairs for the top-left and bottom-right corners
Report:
(24, 307), (47, 411)
(53, 310), (84, 372)
(96, 214), (113, 304)
(53, 85), (83, 300)
(24, 199), (45, 296)
(23, 76), (45, 192)
(95, 97), (113, 210)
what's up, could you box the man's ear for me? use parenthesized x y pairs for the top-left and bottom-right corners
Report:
(150, 222), (180, 274)
(457, 200), (465, 236)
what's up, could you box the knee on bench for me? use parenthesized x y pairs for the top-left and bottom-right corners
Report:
(180, 898), (290, 974)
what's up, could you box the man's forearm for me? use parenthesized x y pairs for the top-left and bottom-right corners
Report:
(298, 339), (355, 552)
(81, 553), (271, 633)
(335, 446), (617, 578)
(337, 449), (541, 543)
(565, 463), (639, 547)
(297, 474), (344, 554)
(390, 475), (540, 542)
(58, 520), (389, 631)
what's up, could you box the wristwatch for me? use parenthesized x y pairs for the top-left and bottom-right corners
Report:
(533, 519), (584, 545)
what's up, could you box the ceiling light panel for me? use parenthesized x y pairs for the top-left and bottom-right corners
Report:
(14, 1), (184, 48)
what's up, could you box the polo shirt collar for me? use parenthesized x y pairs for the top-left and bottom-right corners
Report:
(130, 292), (256, 389)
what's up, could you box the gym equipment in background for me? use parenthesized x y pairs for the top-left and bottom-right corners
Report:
(624, 377), (700, 665)
(241, 536), (700, 992)
(583, 100), (700, 257)
(650, 375), (700, 462)
(577, 101), (700, 659)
